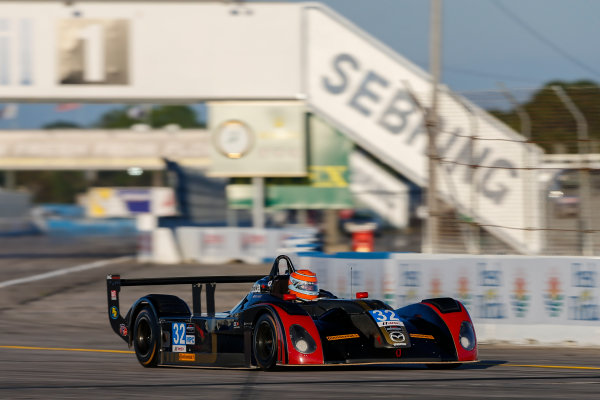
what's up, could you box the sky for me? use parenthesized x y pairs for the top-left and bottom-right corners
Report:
(262, 0), (600, 92)
(2, 0), (600, 128)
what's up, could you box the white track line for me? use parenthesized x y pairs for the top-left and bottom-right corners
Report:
(0, 256), (133, 288)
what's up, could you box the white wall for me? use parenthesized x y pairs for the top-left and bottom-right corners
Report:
(298, 252), (600, 346)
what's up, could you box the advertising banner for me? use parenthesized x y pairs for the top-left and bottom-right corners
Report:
(175, 226), (319, 264)
(0, 130), (211, 170)
(86, 187), (176, 217)
(297, 253), (600, 344)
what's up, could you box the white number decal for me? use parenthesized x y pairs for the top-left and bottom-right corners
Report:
(370, 309), (400, 322)
(172, 323), (186, 345)
(384, 310), (400, 321)
(372, 310), (385, 322)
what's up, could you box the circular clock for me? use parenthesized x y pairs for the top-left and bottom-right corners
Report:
(214, 120), (253, 159)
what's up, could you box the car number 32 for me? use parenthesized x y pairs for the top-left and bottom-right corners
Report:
(369, 309), (401, 324)
(172, 322), (186, 345)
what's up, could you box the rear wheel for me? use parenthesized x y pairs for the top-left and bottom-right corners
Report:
(253, 314), (278, 370)
(133, 307), (160, 367)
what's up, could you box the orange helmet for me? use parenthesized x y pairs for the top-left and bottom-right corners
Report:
(288, 269), (319, 300)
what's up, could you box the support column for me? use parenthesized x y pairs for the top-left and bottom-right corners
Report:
(425, 0), (443, 254)
(252, 177), (265, 228)
(4, 170), (16, 189)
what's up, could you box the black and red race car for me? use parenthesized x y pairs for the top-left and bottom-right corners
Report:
(107, 255), (477, 370)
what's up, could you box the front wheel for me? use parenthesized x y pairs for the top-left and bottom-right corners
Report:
(133, 307), (160, 367)
(253, 314), (278, 370)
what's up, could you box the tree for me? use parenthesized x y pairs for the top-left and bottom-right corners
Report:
(490, 80), (600, 153)
(94, 108), (138, 128)
(16, 171), (88, 203)
(42, 121), (82, 129)
(94, 105), (205, 129)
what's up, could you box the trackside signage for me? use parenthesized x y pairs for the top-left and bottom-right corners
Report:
(298, 253), (600, 345)
(305, 7), (542, 254)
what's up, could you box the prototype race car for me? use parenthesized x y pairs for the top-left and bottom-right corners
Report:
(107, 255), (477, 370)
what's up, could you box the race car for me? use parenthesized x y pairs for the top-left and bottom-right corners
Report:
(107, 255), (477, 370)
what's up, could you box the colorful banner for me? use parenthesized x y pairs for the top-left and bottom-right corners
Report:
(86, 187), (177, 217)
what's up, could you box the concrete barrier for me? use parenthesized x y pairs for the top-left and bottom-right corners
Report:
(136, 214), (156, 262)
(173, 226), (319, 264)
(152, 228), (182, 264)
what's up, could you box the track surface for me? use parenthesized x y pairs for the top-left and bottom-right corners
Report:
(1, 236), (599, 399)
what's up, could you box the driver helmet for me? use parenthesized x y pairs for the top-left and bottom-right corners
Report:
(288, 269), (319, 300)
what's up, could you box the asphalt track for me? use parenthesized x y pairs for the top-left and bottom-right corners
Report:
(1, 236), (599, 399)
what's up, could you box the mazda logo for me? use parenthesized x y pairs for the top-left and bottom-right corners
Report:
(389, 331), (405, 342)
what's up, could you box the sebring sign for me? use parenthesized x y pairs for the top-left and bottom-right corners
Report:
(306, 7), (542, 254)
(320, 52), (518, 206)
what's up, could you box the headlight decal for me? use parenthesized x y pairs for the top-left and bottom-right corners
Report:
(289, 324), (317, 354)
(459, 321), (476, 351)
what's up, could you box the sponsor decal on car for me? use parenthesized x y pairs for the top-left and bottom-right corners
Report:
(326, 333), (360, 341)
(409, 333), (434, 340)
(369, 309), (410, 347)
(179, 353), (195, 362)
(172, 323), (187, 348)
(368, 309), (403, 327)
(110, 306), (119, 319)
(251, 283), (261, 293)
(389, 330), (405, 343)
(185, 335), (195, 345)
(384, 326), (409, 346)
(119, 324), (128, 337)
(378, 321), (404, 327)
(172, 345), (186, 353)
(111, 290), (117, 301)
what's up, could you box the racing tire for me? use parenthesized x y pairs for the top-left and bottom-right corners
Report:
(426, 363), (462, 370)
(253, 314), (278, 371)
(133, 307), (160, 368)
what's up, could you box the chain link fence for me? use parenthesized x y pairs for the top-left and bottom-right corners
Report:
(428, 84), (600, 256)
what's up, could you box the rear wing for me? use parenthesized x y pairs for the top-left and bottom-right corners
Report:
(106, 274), (265, 341)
